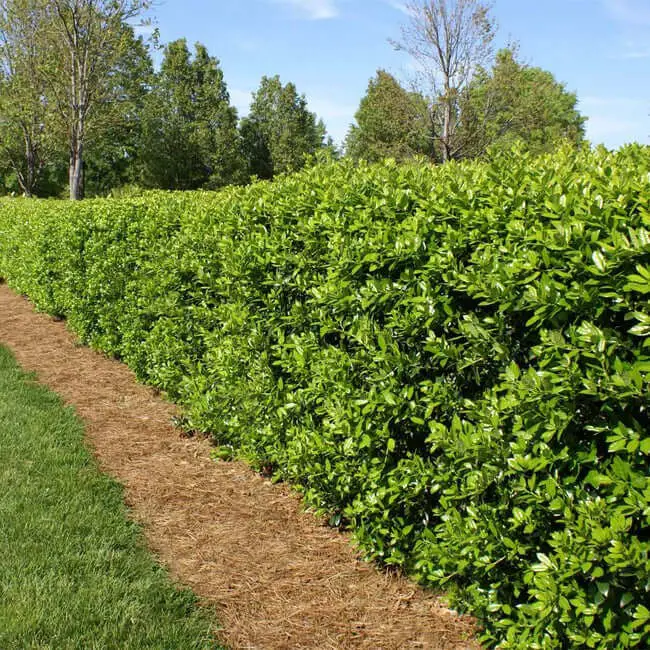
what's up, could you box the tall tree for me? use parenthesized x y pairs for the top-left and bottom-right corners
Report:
(44, 0), (150, 199)
(241, 75), (326, 179)
(460, 48), (586, 157)
(345, 69), (432, 162)
(83, 27), (153, 195)
(391, 0), (495, 162)
(0, 0), (53, 196)
(139, 39), (244, 190)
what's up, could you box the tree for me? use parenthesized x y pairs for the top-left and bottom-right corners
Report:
(44, 0), (150, 200)
(0, 0), (53, 196)
(391, 0), (496, 162)
(460, 48), (586, 157)
(83, 27), (153, 195)
(139, 39), (244, 190)
(241, 75), (327, 179)
(345, 69), (432, 162)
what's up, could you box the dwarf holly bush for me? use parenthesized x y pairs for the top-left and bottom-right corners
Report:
(1, 145), (649, 648)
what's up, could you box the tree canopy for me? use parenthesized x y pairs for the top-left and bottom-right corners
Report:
(0, 0), (54, 196)
(460, 48), (586, 157)
(47, 0), (151, 199)
(345, 70), (432, 162)
(139, 39), (244, 190)
(241, 75), (327, 179)
(0, 1), (594, 199)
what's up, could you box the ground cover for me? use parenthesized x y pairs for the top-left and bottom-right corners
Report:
(0, 344), (220, 649)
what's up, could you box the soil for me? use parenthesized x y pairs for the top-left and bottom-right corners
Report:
(0, 283), (479, 650)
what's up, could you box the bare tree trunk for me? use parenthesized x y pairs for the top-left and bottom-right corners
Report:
(24, 133), (35, 197)
(441, 89), (452, 162)
(392, 0), (496, 163)
(69, 132), (84, 200)
(12, 128), (37, 197)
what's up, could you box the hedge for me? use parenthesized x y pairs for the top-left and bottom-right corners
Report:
(1, 145), (649, 648)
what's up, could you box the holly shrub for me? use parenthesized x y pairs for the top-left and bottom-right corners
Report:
(1, 145), (649, 648)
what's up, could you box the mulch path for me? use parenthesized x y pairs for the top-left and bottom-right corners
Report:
(0, 283), (479, 650)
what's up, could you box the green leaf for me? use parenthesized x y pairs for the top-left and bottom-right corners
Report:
(592, 250), (607, 272)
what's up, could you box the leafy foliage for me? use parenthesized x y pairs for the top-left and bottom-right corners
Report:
(346, 69), (432, 162)
(43, 0), (151, 199)
(0, 0), (56, 196)
(241, 75), (327, 179)
(391, 0), (496, 162)
(460, 48), (587, 157)
(139, 39), (245, 190)
(1, 145), (650, 648)
(0, 3), (154, 198)
(82, 26), (154, 195)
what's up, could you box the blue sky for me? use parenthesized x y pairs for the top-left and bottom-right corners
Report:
(148, 0), (650, 149)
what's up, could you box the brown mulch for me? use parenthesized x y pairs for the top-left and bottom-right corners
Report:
(0, 283), (479, 650)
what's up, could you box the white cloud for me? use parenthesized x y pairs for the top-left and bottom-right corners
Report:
(617, 39), (650, 59)
(272, 0), (339, 20)
(603, 0), (650, 26)
(384, 0), (410, 15)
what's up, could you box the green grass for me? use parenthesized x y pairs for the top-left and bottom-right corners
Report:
(0, 345), (221, 649)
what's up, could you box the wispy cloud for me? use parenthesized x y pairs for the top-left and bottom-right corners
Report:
(272, 0), (339, 20)
(617, 39), (650, 59)
(383, 0), (410, 15)
(587, 115), (646, 142)
(579, 96), (649, 147)
(619, 47), (650, 59)
(603, 0), (650, 26)
(594, 1), (650, 61)
(304, 94), (358, 144)
(580, 96), (646, 109)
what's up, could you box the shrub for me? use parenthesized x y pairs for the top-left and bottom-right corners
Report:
(1, 145), (650, 648)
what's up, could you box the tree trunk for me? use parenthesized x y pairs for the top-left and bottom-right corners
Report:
(441, 96), (452, 163)
(24, 135), (35, 198)
(69, 136), (84, 200)
(14, 128), (37, 197)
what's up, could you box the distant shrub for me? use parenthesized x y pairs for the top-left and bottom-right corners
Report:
(1, 145), (650, 648)
(107, 184), (149, 198)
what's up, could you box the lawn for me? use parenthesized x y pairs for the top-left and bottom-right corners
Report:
(0, 345), (221, 649)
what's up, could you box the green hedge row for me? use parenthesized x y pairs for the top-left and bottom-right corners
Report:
(1, 146), (649, 648)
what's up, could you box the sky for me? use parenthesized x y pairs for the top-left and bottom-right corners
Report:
(146, 0), (650, 149)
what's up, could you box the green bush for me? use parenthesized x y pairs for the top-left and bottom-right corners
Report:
(1, 145), (649, 648)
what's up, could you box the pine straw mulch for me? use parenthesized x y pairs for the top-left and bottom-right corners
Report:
(0, 283), (480, 650)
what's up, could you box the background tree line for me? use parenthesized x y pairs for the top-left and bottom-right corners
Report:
(0, 0), (587, 199)
(347, 1), (585, 163)
(0, 0), (329, 198)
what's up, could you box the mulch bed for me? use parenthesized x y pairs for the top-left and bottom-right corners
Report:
(0, 283), (479, 649)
